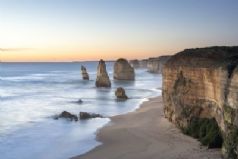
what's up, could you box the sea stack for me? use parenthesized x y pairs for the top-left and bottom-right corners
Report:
(95, 59), (111, 87)
(81, 65), (89, 80)
(115, 87), (128, 99)
(162, 46), (238, 158)
(114, 58), (135, 80)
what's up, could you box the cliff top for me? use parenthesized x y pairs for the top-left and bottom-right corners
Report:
(148, 55), (171, 61)
(165, 46), (238, 68)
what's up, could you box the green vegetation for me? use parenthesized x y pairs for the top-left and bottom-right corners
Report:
(224, 105), (235, 124)
(183, 117), (223, 148)
(223, 125), (238, 159)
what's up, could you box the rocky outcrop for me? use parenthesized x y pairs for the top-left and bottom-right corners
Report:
(115, 87), (128, 99)
(54, 111), (78, 121)
(114, 58), (135, 80)
(79, 112), (103, 120)
(77, 99), (83, 104)
(162, 46), (238, 158)
(147, 56), (171, 73)
(81, 65), (89, 80)
(95, 59), (111, 87)
(54, 111), (103, 121)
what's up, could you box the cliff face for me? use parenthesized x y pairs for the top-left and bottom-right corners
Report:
(130, 59), (148, 68)
(130, 56), (171, 73)
(147, 56), (171, 73)
(162, 46), (238, 158)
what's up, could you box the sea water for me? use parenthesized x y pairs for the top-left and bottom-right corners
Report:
(0, 62), (162, 159)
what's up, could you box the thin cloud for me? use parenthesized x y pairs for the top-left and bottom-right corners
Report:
(0, 48), (33, 52)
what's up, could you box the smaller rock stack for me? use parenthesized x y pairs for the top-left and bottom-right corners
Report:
(115, 87), (128, 99)
(81, 65), (89, 80)
(114, 58), (135, 80)
(95, 59), (111, 87)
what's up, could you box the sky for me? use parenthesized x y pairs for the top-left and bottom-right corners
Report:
(0, 0), (238, 62)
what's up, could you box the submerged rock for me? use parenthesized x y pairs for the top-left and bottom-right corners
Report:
(115, 87), (128, 99)
(55, 111), (78, 121)
(77, 99), (83, 104)
(79, 112), (103, 120)
(81, 65), (89, 80)
(114, 58), (135, 80)
(95, 59), (111, 87)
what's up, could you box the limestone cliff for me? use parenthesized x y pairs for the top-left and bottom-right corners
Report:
(162, 46), (238, 158)
(130, 59), (148, 68)
(147, 56), (171, 73)
(114, 58), (135, 80)
(95, 59), (111, 87)
(130, 56), (170, 74)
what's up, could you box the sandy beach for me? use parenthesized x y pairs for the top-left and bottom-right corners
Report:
(72, 97), (222, 159)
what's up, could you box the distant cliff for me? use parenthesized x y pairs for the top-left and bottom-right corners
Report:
(147, 56), (171, 73)
(130, 55), (171, 73)
(130, 59), (148, 68)
(162, 46), (238, 158)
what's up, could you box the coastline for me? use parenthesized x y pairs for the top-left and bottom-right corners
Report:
(72, 96), (222, 159)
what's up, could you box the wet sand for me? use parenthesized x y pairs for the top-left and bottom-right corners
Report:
(72, 96), (222, 159)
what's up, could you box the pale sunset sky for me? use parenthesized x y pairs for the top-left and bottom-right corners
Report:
(0, 0), (238, 62)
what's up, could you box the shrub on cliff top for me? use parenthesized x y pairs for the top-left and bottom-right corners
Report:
(183, 117), (223, 148)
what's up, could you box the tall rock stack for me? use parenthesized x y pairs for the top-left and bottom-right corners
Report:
(162, 46), (238, 158)
(81, 65), (89, 80)
(95, 59), (111, 87)
(113, 58), (135, 80)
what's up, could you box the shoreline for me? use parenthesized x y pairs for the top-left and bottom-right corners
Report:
(72, 96), (222, 159)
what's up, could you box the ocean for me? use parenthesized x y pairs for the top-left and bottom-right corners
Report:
(0, 62), (162, 159)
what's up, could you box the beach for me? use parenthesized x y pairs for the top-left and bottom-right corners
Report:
(73, 96), (222, 159)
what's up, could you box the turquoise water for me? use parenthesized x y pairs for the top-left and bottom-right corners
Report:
(0, 62), (162, 159)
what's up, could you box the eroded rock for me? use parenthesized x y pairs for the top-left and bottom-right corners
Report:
(115, 87), (128, 99)
(79, 112), (103, 120)
(55, 111), (78, 121)
(114, 58), (135, 80)
(77, 99), (83, 104)
(81, 65), (89, 80)
(95, 59), (111, 87)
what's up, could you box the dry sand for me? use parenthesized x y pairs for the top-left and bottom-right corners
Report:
(72, 97), (222, 159)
